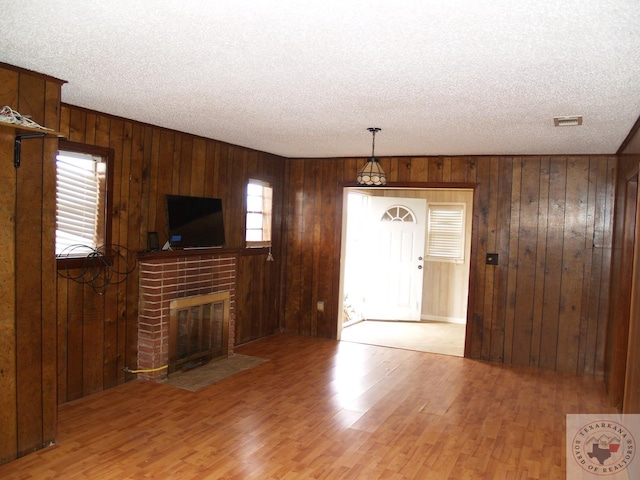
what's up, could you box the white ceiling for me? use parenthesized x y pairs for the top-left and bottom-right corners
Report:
(1, 1), (640, 158)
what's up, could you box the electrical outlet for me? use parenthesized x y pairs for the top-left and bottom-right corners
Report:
(317, 301), (324, 312)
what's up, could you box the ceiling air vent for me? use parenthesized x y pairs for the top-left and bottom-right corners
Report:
(554, 115), (583, 127)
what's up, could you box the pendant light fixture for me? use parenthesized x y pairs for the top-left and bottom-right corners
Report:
(357, 127), (387, 186)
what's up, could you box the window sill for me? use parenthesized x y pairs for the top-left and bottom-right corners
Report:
(242, 246), (271, 256)
(56, 254), (114, 271)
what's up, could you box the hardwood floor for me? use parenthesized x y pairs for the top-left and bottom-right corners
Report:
(0, 334), (615, 479)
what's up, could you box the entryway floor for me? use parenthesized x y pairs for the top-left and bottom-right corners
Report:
(340, 319), (465, 356)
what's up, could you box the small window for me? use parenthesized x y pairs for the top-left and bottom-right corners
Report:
(381, 205), (416, 223)
(56, 141), (113, 265)
(426, 203), (465, 262)
(245, 179), (273, 248)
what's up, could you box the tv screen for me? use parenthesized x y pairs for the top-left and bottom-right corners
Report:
(165, 195), (225, 248)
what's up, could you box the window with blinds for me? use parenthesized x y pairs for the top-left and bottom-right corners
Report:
(245, 179), (273, 248)
(426, 203), (466, 262)
(56, 147), (107, 257)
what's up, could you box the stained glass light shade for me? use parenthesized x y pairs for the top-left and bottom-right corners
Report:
(357, 127), (387, 186)
(356, 158), (387, 186)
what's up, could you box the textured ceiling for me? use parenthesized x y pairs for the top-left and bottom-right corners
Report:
(1, 1), (640, 158)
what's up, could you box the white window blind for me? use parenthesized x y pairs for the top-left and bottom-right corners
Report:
(56, 150), (104, 256)
(245, 179), (273, 247)
(426, 203), (465, 262)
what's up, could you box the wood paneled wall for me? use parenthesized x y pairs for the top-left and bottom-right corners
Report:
(56, 104), (285, 403)
(281, 156), (616, 374)
(606, 119), (640, 412)
(0, 65), (62, 463)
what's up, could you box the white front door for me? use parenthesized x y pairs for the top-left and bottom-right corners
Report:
(363, 197), (427, 321)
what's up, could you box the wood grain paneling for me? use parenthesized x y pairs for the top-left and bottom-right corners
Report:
(492, 157), (513, 363)
(57, 104), (286, 403)
(0, 68), (19, 466)
(607, 117), (640, 412)
(15, 75), (46, 456)
(282, 155), (616, 374)
(41, 80), (59, 445)
(624, 176), (640, 413)
(0, 64), (62, 463)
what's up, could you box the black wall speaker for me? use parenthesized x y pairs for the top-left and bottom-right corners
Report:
(147, 232), (159, 251)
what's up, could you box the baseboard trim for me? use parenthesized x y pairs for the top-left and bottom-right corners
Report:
(421, 314), (466, 324)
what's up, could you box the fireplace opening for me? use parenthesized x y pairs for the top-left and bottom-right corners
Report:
(169, 292), (230, 373)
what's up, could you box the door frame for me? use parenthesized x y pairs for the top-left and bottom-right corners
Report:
(334, 182), (479, 359)
(623, 171), (640, 413)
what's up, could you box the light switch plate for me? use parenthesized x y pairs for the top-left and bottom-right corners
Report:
(486, 253), (499, 265)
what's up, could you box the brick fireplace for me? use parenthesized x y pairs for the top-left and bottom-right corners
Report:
(137, 251), (237, 381)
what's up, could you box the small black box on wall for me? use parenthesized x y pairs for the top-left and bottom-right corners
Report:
(147, 232), (159, 251)
(486, 253), (499, 265)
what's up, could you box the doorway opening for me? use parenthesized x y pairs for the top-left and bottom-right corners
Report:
(338, 187), (473, 357)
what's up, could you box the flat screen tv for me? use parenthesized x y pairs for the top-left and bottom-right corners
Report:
(165, 195), (225, 249)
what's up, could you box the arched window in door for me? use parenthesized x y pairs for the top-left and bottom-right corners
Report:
(381, 205), (416, 223)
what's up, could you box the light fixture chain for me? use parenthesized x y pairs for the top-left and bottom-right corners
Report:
(372, 129), (376, 157)
(367, 127), (381, 158)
